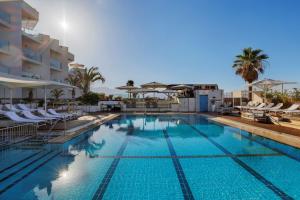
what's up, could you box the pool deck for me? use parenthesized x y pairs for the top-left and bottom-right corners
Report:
(48, 114), (120, 144)
(201, 113), (300, 149)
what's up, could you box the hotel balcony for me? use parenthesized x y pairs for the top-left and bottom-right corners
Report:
(22, 31), (42, 44)
(21, 0), (39, 30)
(21, 71), (41, 79)
(22, 48), (42, 65)
(50, 59), (63, 71)
(0, 11), (11, 28)
(0, 40), (10, 55)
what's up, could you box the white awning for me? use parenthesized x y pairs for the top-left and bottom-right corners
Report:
(0, 73), (76, 89)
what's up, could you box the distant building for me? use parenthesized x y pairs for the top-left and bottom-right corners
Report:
(0, 0), (75, 100)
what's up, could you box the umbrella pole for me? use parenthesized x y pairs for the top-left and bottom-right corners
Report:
(44, 86), (47, 110)
(10, 88), (12, 109)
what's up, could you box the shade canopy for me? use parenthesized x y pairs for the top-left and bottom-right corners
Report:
(0, 72), (76, 89)
(159, 89), (179, 94)
(141, 82), (167, 89)
(249, 78), (297, 90)
(115, 85), (139, 91)
(171, 84), (193, 90)
(130, 88), (158, 93)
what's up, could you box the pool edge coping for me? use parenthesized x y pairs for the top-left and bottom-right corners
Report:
(48, 114), (120, 144)
(200, 113), (300, 149)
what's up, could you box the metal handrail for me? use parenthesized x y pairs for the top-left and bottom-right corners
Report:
(0, 123), (37, 146)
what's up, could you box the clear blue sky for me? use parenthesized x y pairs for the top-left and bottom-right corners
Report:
(27, 0), (300, 92)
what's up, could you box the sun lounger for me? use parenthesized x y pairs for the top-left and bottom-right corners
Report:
(47, 109), (74, 119)
(17, 104), (37, 111)
(0, 111), (43, 124)
(271, 104), (300, 114)
(37, 109), (63, 120)
(249, 103), (266, 110)
(21, 111), (55, 122)
(3, 104), (22, 112)
(265, 103), (283, 112)
(256, 103), (274, 111)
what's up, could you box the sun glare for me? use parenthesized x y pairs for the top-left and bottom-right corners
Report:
(60, 19), (69, 31)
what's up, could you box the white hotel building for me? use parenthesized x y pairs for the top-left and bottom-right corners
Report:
(0, 0), (75, 100)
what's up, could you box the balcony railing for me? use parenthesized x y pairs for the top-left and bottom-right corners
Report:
(23, 48), (42, 62)
(50, 59), (62, 70)
(0, 40), (9, 52)
(0, 11), (10, 24)
(0, 66), (9, 74)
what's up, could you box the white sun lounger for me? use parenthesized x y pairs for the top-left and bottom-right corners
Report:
(4, 104), (22, 112)
(21, 111), (55, 122)
(17, 104), (37, 111)
(37, 109), (63, 120)
(48, 109), (77, 119)
(265, 103), (283, 112)
(256, 103), (274, 111)
(271, 104), (300, 114)
(249, 103), (266, 110)
(0, 111), (42, 124)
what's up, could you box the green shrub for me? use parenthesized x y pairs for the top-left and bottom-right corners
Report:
(78, 92), (99, 105)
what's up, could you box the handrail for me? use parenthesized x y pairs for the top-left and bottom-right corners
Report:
(0, 123), (37, 146)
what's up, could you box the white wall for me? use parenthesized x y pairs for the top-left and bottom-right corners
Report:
(195, 90), (224, 112)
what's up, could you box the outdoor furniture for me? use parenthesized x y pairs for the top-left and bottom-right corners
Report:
(3, 104), (22, 112)
(37, 109), (64, 120)
(248, 103), (266, 110)
(17, 104), (37, 111)
(264, 103), (283, 112)
(256, 103), (274, 111)
(48, 109), (77, 119)
(0, 111), (43, 124)
(21, 110), (56, 122)
(271, 104), (300, 114)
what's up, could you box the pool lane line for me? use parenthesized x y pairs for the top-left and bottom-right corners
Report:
(92, 137), (129, 200)
(0, 150), (54, 183)
(0, 150), (44, 173)
(206, 119), (300, 163)
(163, 129), (195, 200)
(90, 153), (282, 159)
(0, 151), (62, 195)
(180, 119), (293, 200)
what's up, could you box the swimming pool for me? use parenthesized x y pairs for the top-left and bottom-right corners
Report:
(0, 114), (300, 200)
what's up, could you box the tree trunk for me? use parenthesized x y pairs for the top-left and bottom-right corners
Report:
(248, 85), (253, 101)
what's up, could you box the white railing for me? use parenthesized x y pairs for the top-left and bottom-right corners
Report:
(0, 123), (37, 146)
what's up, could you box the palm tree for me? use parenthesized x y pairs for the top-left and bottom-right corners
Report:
(126, 80), (134, 86)
(75, 67), (105, 95)
(51, 88), (64, 107)
(233, 47), (269, 100)
(65, 74), (78, 99)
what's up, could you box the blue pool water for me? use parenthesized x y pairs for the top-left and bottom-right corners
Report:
(0, 114), (300, 200)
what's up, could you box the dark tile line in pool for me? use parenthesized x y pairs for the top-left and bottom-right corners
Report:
(89, 153), (282, 159)
(163, 129), (195, 200)
(181, 119), (293, 200)
(208, 118), (300, 163)
(0, 150), (53, 183)
(0, 150), (44, 173)
(92, 137), (129, 200)
(0, 151), (61, 195)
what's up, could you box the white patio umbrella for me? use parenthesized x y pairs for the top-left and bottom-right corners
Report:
(249, 78), (297, 102)
(115, 85), (139, 98)
(171, 84), (193, 90)
(159, 89), (179, 98)
(141, 82), (167, 89)
(131, 88), (158, 98)
(0, 73), (76, 110)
